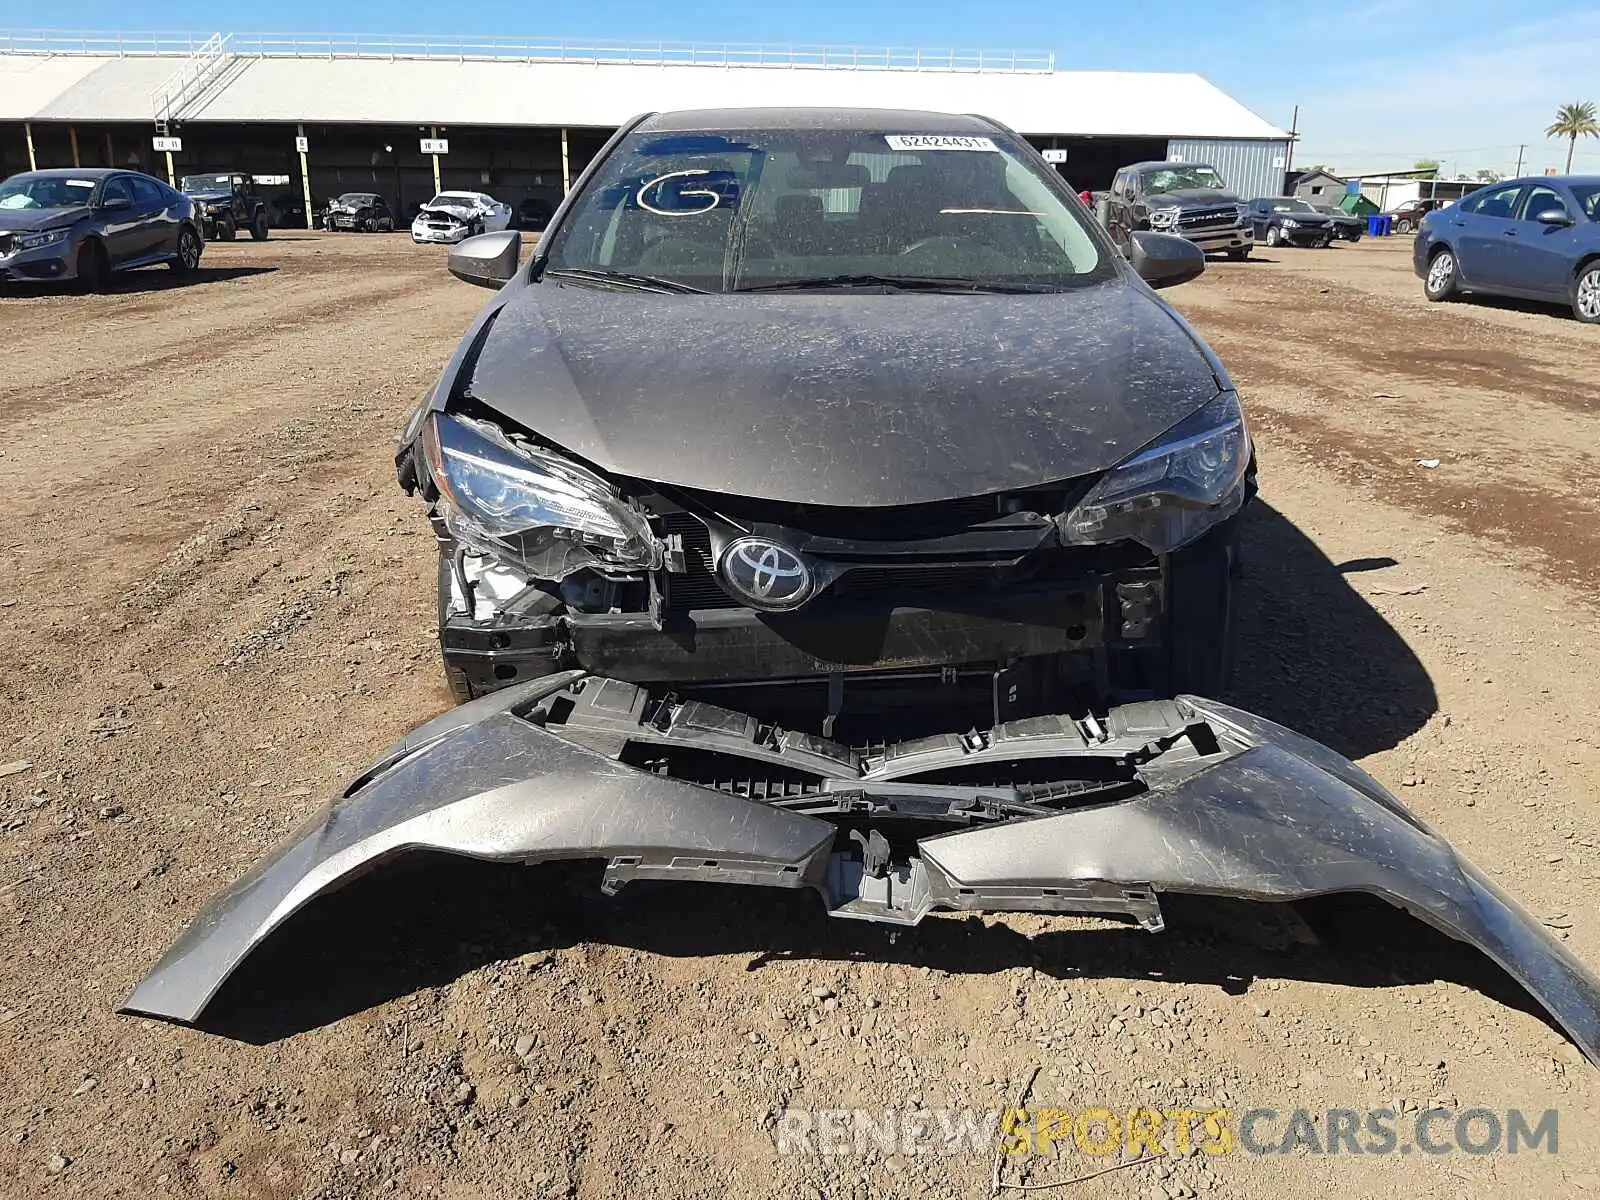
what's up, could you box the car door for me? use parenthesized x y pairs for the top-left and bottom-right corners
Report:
(1450, 184), (1524, 289)
(1506, 183), (1581, 298)
(129, 176), (174, 259)
(95, 176), (143, 265)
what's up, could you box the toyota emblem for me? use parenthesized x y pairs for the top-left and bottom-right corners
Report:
(718, 537), (814, 611)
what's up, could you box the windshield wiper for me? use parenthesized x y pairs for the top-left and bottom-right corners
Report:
(735, 274), (1054, 294)
(544, 267), (707, 294)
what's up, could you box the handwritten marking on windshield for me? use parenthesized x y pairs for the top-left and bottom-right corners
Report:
(636, 170), (722, 217)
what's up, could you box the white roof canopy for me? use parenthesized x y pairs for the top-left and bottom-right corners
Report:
(0, 32), (1287, 140)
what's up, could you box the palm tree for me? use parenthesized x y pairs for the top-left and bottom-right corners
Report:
(1546, 101), (1600, 174)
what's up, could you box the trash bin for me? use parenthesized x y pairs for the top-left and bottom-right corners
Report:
(1366, 214), (1384, 237)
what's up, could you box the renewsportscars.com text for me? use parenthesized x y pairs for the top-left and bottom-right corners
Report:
(776, 1106), (1559, 1158)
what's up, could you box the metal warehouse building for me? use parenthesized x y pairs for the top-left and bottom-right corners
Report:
(0, 31), (1292, 225)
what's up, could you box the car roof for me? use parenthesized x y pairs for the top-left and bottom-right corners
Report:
(633, 107), (1000, 134)
(8, 167), (120, 180)
(1500, 174), (1600, 186)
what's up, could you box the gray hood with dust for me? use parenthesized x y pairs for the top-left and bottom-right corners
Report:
(463, 278), (1223, 507)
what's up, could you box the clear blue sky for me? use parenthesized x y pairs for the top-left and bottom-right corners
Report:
(5, 0), (1599, 176)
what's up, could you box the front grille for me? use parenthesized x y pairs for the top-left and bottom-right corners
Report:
(661, 512), (736, 610)
(831, 564), (1003, 598)
(1176, 205), (1239, 228)
(665, 484), (1082, 541)
(657, 512), (1027, 613)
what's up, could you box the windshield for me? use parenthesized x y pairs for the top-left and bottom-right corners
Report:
(336, 194), (375, 205)
(429, 193), (477, 207)
(0, 174), (96, 211)
(1268, 199), (1316, 213)
(180, 173), (233, 191)
(1140, 165), (1227, 193)
(541, 127), (1112, 293)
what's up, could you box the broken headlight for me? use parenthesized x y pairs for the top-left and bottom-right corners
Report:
(420, 412), (662, 580)
(1062, 390), (1249, 555)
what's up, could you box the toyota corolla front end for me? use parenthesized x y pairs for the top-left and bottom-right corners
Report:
(121, 111), (1600, 1073)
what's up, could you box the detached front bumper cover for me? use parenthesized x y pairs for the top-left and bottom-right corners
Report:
(123, 676), (1600, 1067)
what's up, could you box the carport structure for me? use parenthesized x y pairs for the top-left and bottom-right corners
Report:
(0, 30), (1291, 225)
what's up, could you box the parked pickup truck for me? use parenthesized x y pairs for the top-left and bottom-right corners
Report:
(1100, 161), (1254, 260)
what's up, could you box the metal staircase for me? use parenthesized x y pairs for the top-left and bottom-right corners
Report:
(150, 31), (234, 129)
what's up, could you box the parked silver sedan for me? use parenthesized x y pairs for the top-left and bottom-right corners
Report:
(0, 168), (203, 288)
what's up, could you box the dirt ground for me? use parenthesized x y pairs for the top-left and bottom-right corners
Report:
(2, 233), (1598, 1200)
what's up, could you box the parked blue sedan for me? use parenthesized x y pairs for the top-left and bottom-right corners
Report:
(1414, 176), (1600, 322)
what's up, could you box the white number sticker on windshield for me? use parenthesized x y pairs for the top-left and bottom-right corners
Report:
(884, 135), (998, 152)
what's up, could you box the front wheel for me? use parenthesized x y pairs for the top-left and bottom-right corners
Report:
(1571, 262), (1600, 324)
(1395, 218), (1415, 235)
(1424, 248), (1460, 301)
(362, 215), (376, 232)
(216, 215), (237, 242)
(1264, 226), (1281, 247)
(76, 238), (110, 292)
(250, 211), (269, 241)
(169, 226), (201, 274)
(1225, 247), (1251, 261)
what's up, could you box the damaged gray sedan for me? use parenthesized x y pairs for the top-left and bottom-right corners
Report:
(124, 109), (1600, 1067)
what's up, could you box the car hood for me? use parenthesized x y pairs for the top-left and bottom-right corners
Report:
(184, 190), (232, 204)
(463, 278), (1224, 506)
(420, 203), (475, 219)
(1147, 188), (1243, 209)
(0, 206), (87, 232)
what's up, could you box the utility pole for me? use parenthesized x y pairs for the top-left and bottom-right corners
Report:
(1283, 105), (1299, 185)
(1513, 144), (1526, 176)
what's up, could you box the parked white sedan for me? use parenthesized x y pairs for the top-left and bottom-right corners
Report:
(411, 191), (514, 244)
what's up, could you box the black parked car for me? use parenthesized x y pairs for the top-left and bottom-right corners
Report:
(1244, 198), (1335, 248)
(1102, 161), (1254, 260)
(179, 171), (269, 241)
(516, 196), (555, 231)
(0, 168), (202, 287)
(325, 192), (395, 232)
(398, 108), (1253, 722)
(267, 189), (320, 229)
(1310, 203), (1364, 242)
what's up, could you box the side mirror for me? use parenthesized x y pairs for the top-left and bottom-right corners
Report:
(1535, 208), (1573, 227)
(1128, 230), (1206, 289)
(447, 230), (521, 289)
(100, 196), (132, 212)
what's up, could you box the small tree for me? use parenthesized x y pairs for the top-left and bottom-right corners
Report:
(1546, 101), (1599, 174)
(1475, 168), (1501, 183)
(1413, 158), (1441, 173)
